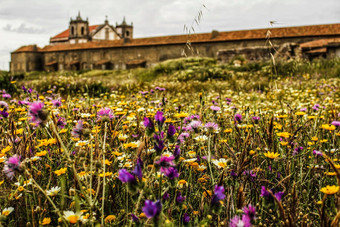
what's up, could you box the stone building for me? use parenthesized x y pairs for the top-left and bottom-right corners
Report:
(9, 14), (340, 73)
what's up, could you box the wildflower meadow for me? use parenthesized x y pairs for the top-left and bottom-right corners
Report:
(0, 58), (339, 226)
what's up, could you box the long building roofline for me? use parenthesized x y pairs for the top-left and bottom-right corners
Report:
(13, 23), (340, 53)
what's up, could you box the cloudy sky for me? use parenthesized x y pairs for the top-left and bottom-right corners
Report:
(1, 0), (339, 70)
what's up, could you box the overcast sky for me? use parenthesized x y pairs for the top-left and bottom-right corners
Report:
(1, 0), (339, 70)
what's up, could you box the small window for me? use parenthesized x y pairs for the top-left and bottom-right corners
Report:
(126, 31), (130, 37)
(81, 27), (84, 35)
(105, 28), (109, 40)
(71, 26), (74, 35)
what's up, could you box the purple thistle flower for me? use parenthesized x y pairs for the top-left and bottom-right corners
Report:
(183, 213), (190, 224)
(210, 105), (221, 112)
(234, 113), (242, 123)
(252, 116), (260, 123)
(293, 146), (303, 155)
(313, 150), (323, 156)
(52, 99), (62, 107)
(167, 124), (176, 137)
(142, 200), (162, 218)
(156, 155), (175, 169)
(312, 104), (320, 111)
(118, 169), (136, 183)
(3, 155), (21, 179)
(29, 101), (48, 125)
(331, 121), (340, 127)
(71, 120), (84, 138)
(243, 204), (256, 221)
(2, 93), (11, 99)
(204, 122), (219, 131)
(211, 185), (225, 205)
(97, 107), (114, 121)
(57, 117), (66, 128)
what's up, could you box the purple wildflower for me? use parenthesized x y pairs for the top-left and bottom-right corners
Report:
(132, 158), (143, 181)
(162, 192), (170, 201)
(162, 167), (179, 179)
(97, 107), (114, 121)
(331, 121), (340, 127)
(274, 191), (284, 201)
(312, 104), (320, 111)
(52, 99), (62, 107)
(71, 120), (84, 138)
(293, 146), (303, 155)
(143, 117), (154, 129)
(156, 155), (175, 169)
(183, 213), (190, 224)
(0, 101), (9, 118)
(167, 124), (176, 137)
(204, 122), (219, 132)
(131, 214), (139, 223)
(243, 204), (256, 221)
(155, 111), (166, 128)
(57, 117), (66, 128)
(210, 106), (221, 112)
(234, 113), (242, 123)
(260, 186), (271, 198)
(2, 93), (11, 99)
(118, 169), (136, 183)
(142, 200), (162, 218)
(3, 155), (21, 179)
(211, 185), (225, 205)
(173, 145), (181, 157)
(252, 116), (260, 123)
(29, 101), (48, 125)
(313, 150), (323, 156)
(176, 191), (186, 203)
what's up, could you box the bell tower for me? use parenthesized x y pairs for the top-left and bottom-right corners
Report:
(116, 17), (133, 39)
(69, 11), (90, 43)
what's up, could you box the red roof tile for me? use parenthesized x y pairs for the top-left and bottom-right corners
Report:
(51, 25), (100, 40)
(41, 23), (340, 52)
(12, 45), (40, 53)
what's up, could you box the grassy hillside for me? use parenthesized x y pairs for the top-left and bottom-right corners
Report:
(1, 57), (340, 96)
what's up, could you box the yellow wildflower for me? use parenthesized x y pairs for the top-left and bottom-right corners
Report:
(320, 185), (339, 195)
(54, 168), (67, 176)
(263, 151), (280, 159)
(40, 217), (51, 225)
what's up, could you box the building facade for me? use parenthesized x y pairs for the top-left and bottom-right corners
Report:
(9, 15), (340, 73)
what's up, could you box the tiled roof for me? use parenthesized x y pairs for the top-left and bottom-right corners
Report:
(300, 38), (340, 49)
(41, 23), (340, 52)
(12, 45), (40, 53)
(51, 25), (100, 40)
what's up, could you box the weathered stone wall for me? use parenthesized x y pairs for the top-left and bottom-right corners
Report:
(11, 52), (43, 73)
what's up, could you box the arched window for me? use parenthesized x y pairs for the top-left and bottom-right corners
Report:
(126, 31), (130, 37)
(71, 26), (74, 35)
(81, 27), (84, 35)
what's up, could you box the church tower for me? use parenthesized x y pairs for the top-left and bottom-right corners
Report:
(116, 17), (133, 39)
(69, 12), (90, 44)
